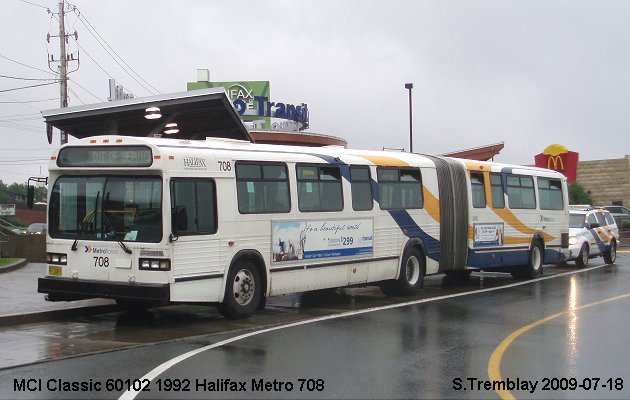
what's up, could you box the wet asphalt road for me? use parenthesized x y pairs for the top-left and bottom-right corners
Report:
(0, 253), (629, 399)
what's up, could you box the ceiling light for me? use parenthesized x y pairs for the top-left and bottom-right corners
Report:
(144, 107), (161, 119)
(164, 122), (179, 134)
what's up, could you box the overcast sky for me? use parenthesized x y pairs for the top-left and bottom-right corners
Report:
(1, 0), (629, 185)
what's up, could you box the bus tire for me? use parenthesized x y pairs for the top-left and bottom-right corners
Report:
(512, 241), (544, 279)
(603, 241), (617, 265)
(219, 260), (262, 320)
(381, 247), (425, 296)
(575, 243), (589, 268)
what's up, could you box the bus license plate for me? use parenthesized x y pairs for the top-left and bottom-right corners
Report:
(48, 265), (62, 276)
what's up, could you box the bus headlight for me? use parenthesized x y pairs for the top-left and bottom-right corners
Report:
(47, 252), (67, 265)
(139, 258), (171, 271)
(568, 237), (578, 245)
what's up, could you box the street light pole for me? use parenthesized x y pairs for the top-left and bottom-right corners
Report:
(404, 83), (413, 153)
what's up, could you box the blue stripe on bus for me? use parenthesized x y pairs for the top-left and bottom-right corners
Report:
(303, 246), (373, 259)
(387, 209), (441, 262)
(467, 248), (529, 269)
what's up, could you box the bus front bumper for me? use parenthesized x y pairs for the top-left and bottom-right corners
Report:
(38, 277), (170, 302)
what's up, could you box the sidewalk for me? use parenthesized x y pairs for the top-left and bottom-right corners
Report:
(0, 262), (116, 325)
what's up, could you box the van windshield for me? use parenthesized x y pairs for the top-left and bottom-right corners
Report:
(49, 175), (163, 243)
(569, 214), (585, 228)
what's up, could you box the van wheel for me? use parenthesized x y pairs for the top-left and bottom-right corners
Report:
(575, 243), (589, 268)
(603, 241), (617, 264)
(380, 247), (425, 296)
(219, 260), (261, 320)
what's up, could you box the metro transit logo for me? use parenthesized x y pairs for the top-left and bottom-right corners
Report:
(83, 246), (116, 254)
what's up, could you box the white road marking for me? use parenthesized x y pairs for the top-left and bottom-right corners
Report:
(119, 262), (612, 400)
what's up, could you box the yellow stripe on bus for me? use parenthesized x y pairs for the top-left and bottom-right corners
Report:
(354, 154), (410, 167)
(492, 208), (556, 242)
(423, 187), (440, 222)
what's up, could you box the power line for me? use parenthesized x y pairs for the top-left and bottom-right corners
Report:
(0, 97), (57, 104)
(19, 0), (49, 10)
(73, 39), (135, 97)
(0, 74), (58, 81)
(0, 53), (56, 76)
(72, 8), (160, 95)
(0, 81), (56, 93)
(68, 87), (85, 105)
(68, 77), (104, 102)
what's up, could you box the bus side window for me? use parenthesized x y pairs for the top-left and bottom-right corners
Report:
(236, 162), (290, 214)
(350, 166), (373, 211)
(170, 178), (217, 235)
(377, 167), (423, 210)
(490, 173), (505, 209)
(506, 174), (536, 209)
(537, 178), (564, 210)
(470, 172), (486, 208)
(296, 165), (343, 212)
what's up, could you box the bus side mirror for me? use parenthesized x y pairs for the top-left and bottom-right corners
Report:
(27, 176), (47, 209)
(27, 186), (35, 209)
(172, 206), (188, 234)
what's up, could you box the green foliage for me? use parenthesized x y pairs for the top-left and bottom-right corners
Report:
(569, 182), (593, 205)
(0, 179), (47, 204)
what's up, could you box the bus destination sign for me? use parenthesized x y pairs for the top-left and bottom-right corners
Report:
(57, 146), (153, 167)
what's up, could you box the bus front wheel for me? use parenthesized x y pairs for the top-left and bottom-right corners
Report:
(219, 260), (262, 320)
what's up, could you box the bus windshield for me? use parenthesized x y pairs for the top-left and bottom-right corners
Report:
(49, 175), (163, 243)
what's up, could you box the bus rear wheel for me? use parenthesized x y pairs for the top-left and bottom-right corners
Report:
(512, 242), (543, 279)
(219, 260), (262, 320)
(380, 247), (425, 296)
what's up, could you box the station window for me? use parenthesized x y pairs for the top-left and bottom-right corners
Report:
(236, 162), (290, 214)
(490, 173), (505, 209)
(170, 178), (217, 235)
(471, 172), (486, 208)
(537, 178), (564, 210)
(506, 175), (536, 209)
(350, 166), (373, 211)
(297, 165), (343, 212)
(377, 168), (423, 210)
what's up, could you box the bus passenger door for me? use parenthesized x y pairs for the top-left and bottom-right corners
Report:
(169, 178), (222, 302)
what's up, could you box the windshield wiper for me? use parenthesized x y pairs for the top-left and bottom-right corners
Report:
(71, 191), (100, 251)
(102, 192), (132, 255)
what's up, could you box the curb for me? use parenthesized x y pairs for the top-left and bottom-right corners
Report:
(0, 258), (28, 274)
(0, 304), (120, 327)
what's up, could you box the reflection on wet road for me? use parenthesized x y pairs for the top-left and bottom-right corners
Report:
(0, 255), (628, 399)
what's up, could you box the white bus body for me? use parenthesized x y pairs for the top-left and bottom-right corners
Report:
(38, 136), (569, 318)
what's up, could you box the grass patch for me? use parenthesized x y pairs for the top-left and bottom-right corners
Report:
(0, 258), (20, 268)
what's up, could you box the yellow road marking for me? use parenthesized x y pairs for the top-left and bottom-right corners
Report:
(487, 292), (630, 400)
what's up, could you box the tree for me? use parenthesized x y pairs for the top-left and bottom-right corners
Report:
(569, 182), (593, 205)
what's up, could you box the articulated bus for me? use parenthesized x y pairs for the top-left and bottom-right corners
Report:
(36, 136), (569, 318)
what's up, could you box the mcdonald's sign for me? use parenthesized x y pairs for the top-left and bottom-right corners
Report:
(534, 144), (579, 182)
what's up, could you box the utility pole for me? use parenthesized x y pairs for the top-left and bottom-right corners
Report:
(57, 1), (68, 145)
(47, 0), (79, 145)
(58, 1), (68, 111)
